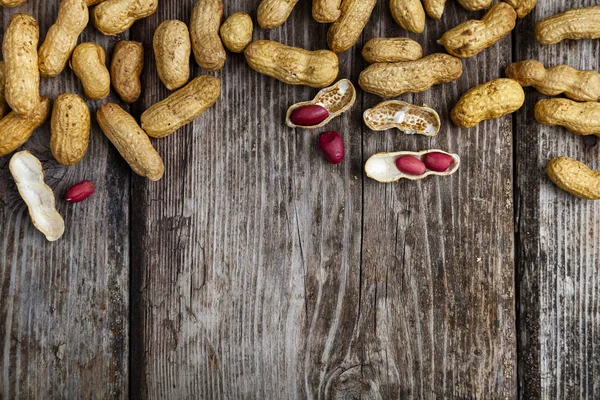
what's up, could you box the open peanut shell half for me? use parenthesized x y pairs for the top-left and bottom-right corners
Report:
(286, 79), (356, 129)
(365, 149), (460, 183)
(363, 100), (441, 136)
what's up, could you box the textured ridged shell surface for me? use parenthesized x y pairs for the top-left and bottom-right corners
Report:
(190, 0), (226, 72)
(327, 0), (376, 53)
(71, 42), (110, 100)
(365, 149), (460, 182)
(547, 157), (600, 200)
(220, 12), (253, 53)
(504, 0), (536, 18)
(362, 37), (422, 63)
(0, 97), (51, 157)
(51, 94), (90, 166)
(456, 0), (491, 11)
(111, 41), (144, 103)
(0, 0), (29, 6)
(390, 0), (425, 34)
(313, 0), (342, 23)
(422, 0), (446, 20)
(93, 0), (158, 35)
(534, 98), (600, 136)
(536, 6), (600, 45)
(0, 62), (9, 120)
(257, 0), (299, 29)
(363, 100), (440, 136)
(154, 20), (191, 90)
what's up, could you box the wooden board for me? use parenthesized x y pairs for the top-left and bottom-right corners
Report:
(514, 1), (600, 398)
(0, 4), (129, 399)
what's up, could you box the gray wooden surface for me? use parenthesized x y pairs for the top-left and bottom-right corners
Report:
(0, 0), (596, 398)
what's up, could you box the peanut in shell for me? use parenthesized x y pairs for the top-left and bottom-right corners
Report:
(504, 0), (536, 18)
(257, 0), (299, 29)
(111, 41), (144, 103)
(456, 0), (491, 12)
(0, 97), (51, 157)
(220, 12), (253, 53)
(327, 0), (376, 53)
(190, 0), (226, 72)
(547, 157), (600, 200)
(71, 42), (110, 100)
(536, 6), (600, 45)
(362, 37), (422, 63)
(313, 0), (342, 23)
(92, 0), (157, 35)
(154, 20), (191, 90)
(0, 0), (28, 6)
(390, 0), (425, 34)
(51, 93), (90, 166)
(0, 62), (9, 120)
(422, 0), (446, 20)
(534, 98), (600, 137)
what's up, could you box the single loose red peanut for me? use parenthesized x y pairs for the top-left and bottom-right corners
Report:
(395, 155), (426, 175)
(291, 104), (329, 126)
(423, 152), (454, 172)
(318, 131), (345, 164)
(65, 180), (95, 203)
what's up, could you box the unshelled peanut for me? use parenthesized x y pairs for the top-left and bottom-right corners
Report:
(327, 0), (376, 53)
(190, 0), (226, 72)
(313, 0), (342, 23)
(141, 75), (221, 138)
(422, 0), (446, 20)
(359, 53), (462, 98)
(38, 0), (89, 78)
(154, 20), (191, 90)
(86, 0), (107, 4)
(71, 43), (110, 100)
(51, 94), (90, 166)
(220, 12), (253, 53)
(506, 60), (600, 102)
(456, 0), (491, 12)
(534, 98), (600, 137)
(390, 0), (425, 34)
(3, 13), (40, 116)
(245, 40), (339, 88)
(0, 0), (28, 6)
(438, 3), (516, 58)
(93, 0), (157, 35)
(536, 6), (600, 45)
(504, 0), (536, 18)
(258, 0), (299, 29)
(547, 157), (600, 200)
(97, 103), (164, 181)
(111, 41), (144, 103)
(0, 97), (51, 157)
(362, 37), (422, 63)
(0, 62), (9, 120)
(451, 79), (524, 128)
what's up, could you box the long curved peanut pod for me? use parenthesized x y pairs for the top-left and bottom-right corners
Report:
(547, 157), (600, 200)
(190, 0), (226, 72)
(0, 97), (51, 157)
(504, 0), (536, 18)
(536, 6), (600, 45)
(313, 0), (342, 23)
(422, 0), (446, 20)
(258, 0), (299, 29)
(390, 0), (425, 34)
(534, 99), (600, 137)
(506, 60), (600, 102)
(327, 0), (376, 53)
(10, 151), (65, 241)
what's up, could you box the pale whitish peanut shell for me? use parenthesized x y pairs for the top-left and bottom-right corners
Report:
(365, 149), (460, 183)
(363, 100), (440, 136)
(534, 98), (600, 136)
(361, 37), (422, 64)
(536, 6), (600, 45)
(547, 156), (600, 200)
(9, 150), (65, 241)
(285, 79), (356, 129)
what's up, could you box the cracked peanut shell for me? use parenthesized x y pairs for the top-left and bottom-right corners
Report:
(547, 157), (600, 200)
(534, 98), (600, 137)
(536, 6), (600, 45)
(361, 37), (422, 63)
(365, 150), (460, 183)
(327, 0), (376, 53)
(363, 101), (440, 136)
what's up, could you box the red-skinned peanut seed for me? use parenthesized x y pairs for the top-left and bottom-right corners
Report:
(318, 131), (345, 164)
(291, 105), (329, 126)
(65, 180), (95, 203)
(423, 152), (454, 172)
(395, 156), (426, 175)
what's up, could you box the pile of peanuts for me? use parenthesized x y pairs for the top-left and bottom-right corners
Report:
(1, 0), (599, 241)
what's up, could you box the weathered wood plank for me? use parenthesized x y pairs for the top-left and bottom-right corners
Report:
(0, 4), (129, 398)
(515, 1), (600, 398)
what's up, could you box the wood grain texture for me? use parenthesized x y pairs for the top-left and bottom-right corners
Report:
(0, 3), (129, 398)
(514, 1), (600, 398)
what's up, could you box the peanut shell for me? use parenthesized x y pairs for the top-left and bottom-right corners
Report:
(0, 97), (51, 157)
(504, 0), (536, 18)
(536, 6), (600, 45)
(327, 0), (376, 53)
(220, 12), (253, 53)
(51, 93), (90, 166)
(97, 103), (164, 181)
(361, 37), (422, 63)
(359, 53), (462, 98)
(245, 40), (339, 88)
(111, 41), (144, 103)
(285, 79), (356, 129)
(0, 0), (28, 6)
(547, 157), (600, 200)
(534, 98), (600, 137)
(257, 0), (299, 29)
(71, 42), (110, 100)
(0, 62), (9, 120)
(92, 0), (157, 36)
(312, 0), (342, 23)
(190, 0), (226, 72)
(363, 100), (440, 136)
(456, 0), (491, 11)
(451, 78), (524, 128)
(365, 150), (460, 183)
(154, 20), (191, 90)
(390, 0), (425, 34)
(141, 75), (221, 138)
(422, 0), (446, 20)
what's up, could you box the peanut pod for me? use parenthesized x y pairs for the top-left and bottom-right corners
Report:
(422, 0), (446, 20)
(536, 6), (600, 45)
(3, 13), (40, 116)
(220, 12), (253, 53)
(506, 60), (600, 102)
(327, 0), (376, 53)
(0, 62), (9, 120)
(51, 93), (90, 166)
(245, 40), (339, 88)
(258, 0), (299, 29)
(451, 78), (524, 128)
(363, 101), (440, 136)
(534, 98), (600, 137)
(9, 151), (65, 242)
(0, 97), (51, 157)
(190, 0), (226, 72)
(154, 20), (191, 90)
(547, 157), (600, 200)
(97, 103), (164, 181)
(365, 150), (460, 183)
(38, 0), (89, 78)
(71, 43), (110, 100)
(286, 79), (356, 129)
(362, 37), (422, 63)
(0, 0), (28, 6)
(359, 53), (462, 98)
(313, 0), (342, 23)
(93, 0), (157, 36)
(438, 3), (516, 59)
(504, 0), (536, 18)
(456, 0), (491, 12)
(141, 75), (221, 138)
(86, 0), (107, 4)
(111, 41), (144, 103)
(390, 0), (425, 34)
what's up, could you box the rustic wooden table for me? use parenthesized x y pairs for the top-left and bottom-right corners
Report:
(1, 0), (598, 398)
